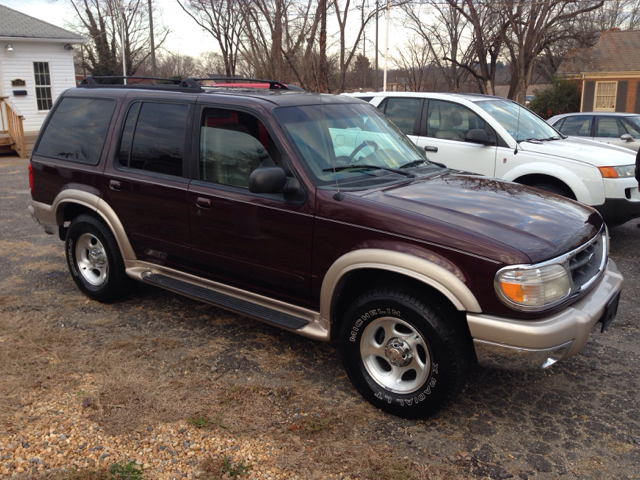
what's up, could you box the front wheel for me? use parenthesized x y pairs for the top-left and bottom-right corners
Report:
(65, 214), (130, 303)
(339, 288), (469, 418)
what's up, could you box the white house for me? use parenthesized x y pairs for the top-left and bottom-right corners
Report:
(0, 4), (87, 156)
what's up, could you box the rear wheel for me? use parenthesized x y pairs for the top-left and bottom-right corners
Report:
(65, 214), (130, 303)
(339, 287), (469, 418)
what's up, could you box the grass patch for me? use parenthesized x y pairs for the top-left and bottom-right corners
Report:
(187, 416), (210, 428)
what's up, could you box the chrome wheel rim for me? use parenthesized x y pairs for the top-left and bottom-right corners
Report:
(75, 233), (109, 286)
(360, 317), (431, 394)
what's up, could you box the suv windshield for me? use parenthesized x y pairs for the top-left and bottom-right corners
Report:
(475, 98), (559, 142)
(274, 102), (432, 188)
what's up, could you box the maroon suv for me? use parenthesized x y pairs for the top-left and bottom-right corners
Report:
(28, 77), (623, 418)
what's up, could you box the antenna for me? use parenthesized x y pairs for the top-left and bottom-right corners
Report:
(514, 102), (521, 155)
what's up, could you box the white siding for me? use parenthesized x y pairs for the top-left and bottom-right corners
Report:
(0, 41), (76, 132)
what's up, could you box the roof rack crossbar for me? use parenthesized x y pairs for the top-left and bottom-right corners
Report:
(198, 76), (289, 90)
(80, 76), (186, 85)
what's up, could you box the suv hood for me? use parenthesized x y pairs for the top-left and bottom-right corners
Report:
(368, 173), (602, 263)
(517, 137), (636, 167)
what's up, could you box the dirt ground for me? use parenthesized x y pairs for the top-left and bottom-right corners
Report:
(1, 155), (639, 479)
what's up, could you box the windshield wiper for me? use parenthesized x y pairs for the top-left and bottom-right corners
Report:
(400, 159), (447, 170)
(323, 164), (415, 178)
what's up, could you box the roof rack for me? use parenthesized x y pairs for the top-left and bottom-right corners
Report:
(78, 76), (205, 92)
(77, 75), (291, 92)
(202, 76), (289, 90)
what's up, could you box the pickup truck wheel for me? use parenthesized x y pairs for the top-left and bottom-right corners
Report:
(65, 214), (129, 303)
(339, 288), (468, 418)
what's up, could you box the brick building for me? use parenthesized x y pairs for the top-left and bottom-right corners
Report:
(558, 29), (640, 113)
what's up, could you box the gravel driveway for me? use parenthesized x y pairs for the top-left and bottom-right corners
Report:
(1, 155), (639, 479)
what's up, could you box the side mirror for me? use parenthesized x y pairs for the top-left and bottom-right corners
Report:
(465, 129), (496, 146)
(620, 133), (634, 142)
(249, 166), (300, 194)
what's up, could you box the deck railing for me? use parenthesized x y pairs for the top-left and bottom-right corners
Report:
(0, 97), (27, 158)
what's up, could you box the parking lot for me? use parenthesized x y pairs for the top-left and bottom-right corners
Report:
(1, 154), (639, 479)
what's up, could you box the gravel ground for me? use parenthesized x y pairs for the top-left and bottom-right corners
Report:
(1, 155), (639, 479)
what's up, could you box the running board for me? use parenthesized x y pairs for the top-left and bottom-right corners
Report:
(141, 272), (310, 330)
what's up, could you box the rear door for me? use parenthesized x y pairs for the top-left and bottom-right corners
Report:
(103, 95), (195, 270)
(186, 104), (314, 306)
(375, 97), (424, 144)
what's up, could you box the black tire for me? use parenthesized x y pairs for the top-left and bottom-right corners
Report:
(65, 214), (131, 303)
(339, 287), (469, 418)
(530, 182), (573, 199)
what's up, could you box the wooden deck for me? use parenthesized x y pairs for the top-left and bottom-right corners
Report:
(1, 97), (28, 158)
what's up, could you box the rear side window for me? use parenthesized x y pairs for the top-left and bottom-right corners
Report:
(558, 116), (592, 137)
(36, 97), (115, 164)
(118, 102), (189, 176)
(378, 97), (422, 135)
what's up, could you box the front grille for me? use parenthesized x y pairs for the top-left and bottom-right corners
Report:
(567, 232), (606, 293)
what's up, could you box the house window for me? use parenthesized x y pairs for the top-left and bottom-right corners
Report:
(33, 62), (53, 111)
(594, 81), (617, 111)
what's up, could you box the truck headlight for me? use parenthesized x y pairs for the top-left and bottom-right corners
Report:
(495, 264), (571, 310)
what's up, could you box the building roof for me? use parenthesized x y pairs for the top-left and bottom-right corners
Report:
(0, 4), (87, 43)
(558, 29), (640, 75)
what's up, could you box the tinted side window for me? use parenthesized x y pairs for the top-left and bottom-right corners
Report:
(199, 108), (282, 188)
(381, 97), (421, 135)
(119, 102), (189, 176)
(596, 116), (626, 138)
(37, 97), (115, 164)
(558, 116), (592, 136)
(426, 100), (485, 142)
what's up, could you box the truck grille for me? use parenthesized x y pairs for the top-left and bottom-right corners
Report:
(567, 231), (606, 294)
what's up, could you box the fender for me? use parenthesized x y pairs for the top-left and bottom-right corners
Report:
(501, 161), (604, 205)
(320, 249), (482, 324)
(31, 190), (136, 260)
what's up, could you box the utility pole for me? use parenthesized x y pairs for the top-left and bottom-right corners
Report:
(383, 0), (389, 92)
(375, 0), (378, 91)
(148, 0), (157, 77)
(119, 3), (127, 84)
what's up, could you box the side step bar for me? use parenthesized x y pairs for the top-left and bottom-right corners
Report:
(141, 272), (310, 330)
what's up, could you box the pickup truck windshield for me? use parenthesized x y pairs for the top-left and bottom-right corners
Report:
(274, 102), (430, 188)
(475, 98), (559, 142)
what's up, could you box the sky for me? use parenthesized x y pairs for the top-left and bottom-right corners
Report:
(2, 0), (227, 57)
(1, 0), (403, 60)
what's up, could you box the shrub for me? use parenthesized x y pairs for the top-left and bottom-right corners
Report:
(528, 77), (581, 119)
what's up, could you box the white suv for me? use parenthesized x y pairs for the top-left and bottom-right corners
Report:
(344, 92), (640, 226)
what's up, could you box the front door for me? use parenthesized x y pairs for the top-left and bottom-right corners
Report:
(414, 99), (498, 177)
(187, 105), (314, 306)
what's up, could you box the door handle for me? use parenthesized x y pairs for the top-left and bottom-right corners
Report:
(196, 197), (212, 209)
(109, 180), (121, 191)
(424, 146), (438, 153)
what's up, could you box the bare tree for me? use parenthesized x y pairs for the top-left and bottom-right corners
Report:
(403, 0), (473, 92)
(156, 51), (197, 78)
(239, 0), (322, 89)
(177, 0), (244, 77)
(501, 0), (604, 103)
(68, 0), (168, 79)
(391, 37), (438, 91)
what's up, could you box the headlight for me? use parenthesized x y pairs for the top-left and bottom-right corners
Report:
(495, 264), (571, 309)
(598, 165), (635, 178)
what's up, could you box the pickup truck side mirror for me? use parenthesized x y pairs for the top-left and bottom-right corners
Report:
(465, 129), (496, 146)
(249, 166), (300, 194)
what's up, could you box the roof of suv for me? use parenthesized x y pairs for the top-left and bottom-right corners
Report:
(74, 76), (362, 108)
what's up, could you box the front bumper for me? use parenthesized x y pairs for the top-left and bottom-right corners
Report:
(467, 259), (624, 371)
(595, 178), (640, 226)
